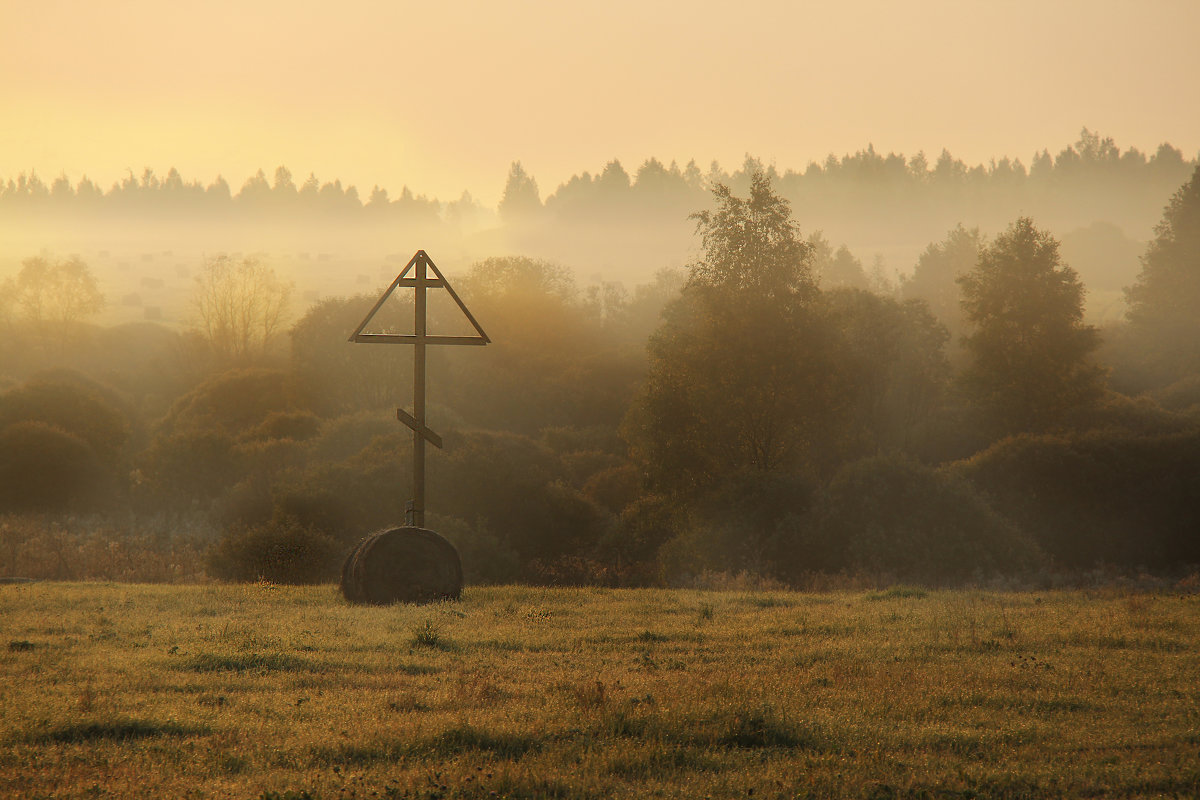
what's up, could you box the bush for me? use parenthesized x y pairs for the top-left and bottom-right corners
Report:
(208, 516), (341, 584)
(954, 430), (1200, 570)
(431, 516), (521, 585)
(0, 422), (106, 512)
(430, 430), (607, 564)
(240, 410), (323, 443)
(810, 455), (1038, 583)
(137, 429), (240, 510)
(0, 376), (129, 460)
(658, 471), (816, 585)
(158, 367), (307, 438)
(309, 412), (396, 462)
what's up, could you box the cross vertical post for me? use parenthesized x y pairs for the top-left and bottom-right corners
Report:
(411, 253), (428, 527)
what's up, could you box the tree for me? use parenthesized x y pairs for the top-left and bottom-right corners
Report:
(902, 224), (982, 343)
(958, 217), (1104, 434)
(625, 173), (839, 494)
(821, 289), (950, 455)
(686, 173), (817, 301)
(1124, 165), (1200, 381)
(290, 294), (412, 413)
(192, 254), (292, 363)
(5, 255), (104, 327)
(498, 161), (541, 223)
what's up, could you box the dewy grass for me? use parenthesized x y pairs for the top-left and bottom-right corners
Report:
(0, 582), (1198, 799)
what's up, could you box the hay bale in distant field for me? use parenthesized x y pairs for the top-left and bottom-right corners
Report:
(340, 527), (462, 605)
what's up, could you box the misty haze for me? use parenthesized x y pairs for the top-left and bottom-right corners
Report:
(3, 1), (1200, 797)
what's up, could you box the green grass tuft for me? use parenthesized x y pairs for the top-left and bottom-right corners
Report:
(411, 619), (445, 649)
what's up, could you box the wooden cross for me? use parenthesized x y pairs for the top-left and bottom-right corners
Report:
(349, 250), (489, 527)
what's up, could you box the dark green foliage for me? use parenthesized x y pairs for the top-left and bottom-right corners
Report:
(659, 471), (816, 583)
(208, 516), (342, 584)
(627, 192), (838, 491)
(157, 367), (305, 437)
(290, 294), (412, 414)
(430, 430), (607, 568)
(820, 288), (951, 460)
(137, 428), (239, 508)
(241, 410), (322, 442)
(954, 430), (1200, 569)
(0, 375), (129, 459)
(0, 421), (105, 512)
(901, 224), (982, 342)
(959, 217), (1104, 435)
(1125, 165), (1200, 383)
(808, 455), (1037, 582)
(432, 516), (521, 584)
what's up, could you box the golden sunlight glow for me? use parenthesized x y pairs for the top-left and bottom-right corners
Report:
(2, 0), (1198, 203)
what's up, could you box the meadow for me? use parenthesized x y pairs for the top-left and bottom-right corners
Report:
(1, 582), (1197, 799)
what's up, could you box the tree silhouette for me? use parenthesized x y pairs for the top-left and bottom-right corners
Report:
(4, 255), (105, 328)
(498, 161), (541, 223)
(902, 224), (983, 341)
(192, 255), (293, 364)
(626, 173), (840, 494)
(958, 217), (1104, 434)
(1124, 165), (1200, 381)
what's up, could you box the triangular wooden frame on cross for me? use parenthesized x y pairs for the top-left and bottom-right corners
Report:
(349, 250), (490, 345)
(348, 250), (489, 528)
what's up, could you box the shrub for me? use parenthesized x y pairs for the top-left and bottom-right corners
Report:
(240, 410), (323, 443)
(309, 412), (396, 462)
(810, 455), (1038, 583)
(430, 430), (607, 564)
(0, 376), (129, 459)
(157, 367), (307, 437)
(659, 470), (816, 585)
(137, 429), (240, 509)
(431, 515), (521, 585)
(0, 422), (105, 512)
(954, 430), (1200, 569)
(208, 516), (341, 584)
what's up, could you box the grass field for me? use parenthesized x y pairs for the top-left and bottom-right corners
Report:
(1, 582), (1198, 799)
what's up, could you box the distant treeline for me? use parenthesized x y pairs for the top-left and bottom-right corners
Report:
(3, 129), (1194, 236)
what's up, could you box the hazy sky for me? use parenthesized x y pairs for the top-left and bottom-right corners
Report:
(3, 0), (1198, 205)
